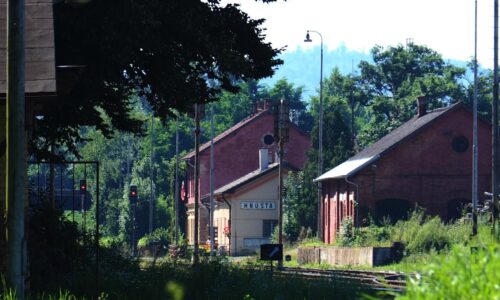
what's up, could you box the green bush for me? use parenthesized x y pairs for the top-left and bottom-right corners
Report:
(390, 210), (468, 255)
(397, 245), (500, 300)
(137, 227), (170, 250)
(337, 217), (355, 247)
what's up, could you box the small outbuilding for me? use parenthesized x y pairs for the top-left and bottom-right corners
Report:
(316, 99), (492, 243)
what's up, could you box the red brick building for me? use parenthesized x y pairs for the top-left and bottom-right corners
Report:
(316, 101), (492, 244)
(182, 103), (311, 245)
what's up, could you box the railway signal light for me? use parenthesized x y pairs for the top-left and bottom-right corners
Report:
(79, 180), (87, 195)
(130, 185), (138, 202)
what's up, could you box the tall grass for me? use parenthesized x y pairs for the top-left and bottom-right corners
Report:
(397, 245), (500, 299)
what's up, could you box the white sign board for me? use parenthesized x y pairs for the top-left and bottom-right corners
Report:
(240, 201), (276, 210)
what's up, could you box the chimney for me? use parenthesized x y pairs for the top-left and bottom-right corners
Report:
(417, 96), (427, 118)
(259, 149), (269, 171)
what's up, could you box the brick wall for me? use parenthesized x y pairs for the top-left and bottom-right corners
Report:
(322, 106), (493, 243)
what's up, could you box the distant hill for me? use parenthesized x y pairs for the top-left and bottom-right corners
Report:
(260, 45), (372, 101)
(261, 45), (471, 102)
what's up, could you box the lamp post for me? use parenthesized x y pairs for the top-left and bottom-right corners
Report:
(304, 30), (324, 240)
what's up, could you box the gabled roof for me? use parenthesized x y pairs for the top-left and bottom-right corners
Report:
(182, 109), (270, 160)
(315, 102), (463, 181)
(214, 162), (297, 196)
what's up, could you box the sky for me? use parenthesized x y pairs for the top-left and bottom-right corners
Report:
(221, 0), (495, 69)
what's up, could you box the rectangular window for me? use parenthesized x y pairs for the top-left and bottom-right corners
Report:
(262, 219), (278, 238)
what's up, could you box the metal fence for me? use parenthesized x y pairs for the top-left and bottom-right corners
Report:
(28, 160), (100, 297)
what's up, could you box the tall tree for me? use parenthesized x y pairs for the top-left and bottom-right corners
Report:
(30, 0), (283, 159)
(356, 44), (466, 147)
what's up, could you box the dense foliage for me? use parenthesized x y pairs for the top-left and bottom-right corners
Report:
(66, 42), (493, 250)
(31, 0), (283, 158)
(19, 33), (499, 298)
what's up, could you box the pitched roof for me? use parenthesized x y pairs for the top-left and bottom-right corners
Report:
(182, 109), (270, 159)
(214, 162), (297, 196)
(315, 102), (463, 181)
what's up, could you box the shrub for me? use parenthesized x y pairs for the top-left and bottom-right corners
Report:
(338, 217), (355, 247)
(391, 210), (454, 254)
(137, 227), (171, 257)
(28, 202), (93, 292)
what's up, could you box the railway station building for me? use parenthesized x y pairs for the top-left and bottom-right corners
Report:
(213, 149), (297, 255)
(182, 102), (310, 248)
(316, 99), (492, 244)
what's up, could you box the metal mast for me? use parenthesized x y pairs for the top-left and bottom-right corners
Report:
(209, 107), (215, 255)
(472, 0), (479, 236)
(193, 104), (201, 264)
(174, 115), (180, 245)
(493, 0), (499, 234)
(6, 0), (26, 296)
(149, 114), (154, 234)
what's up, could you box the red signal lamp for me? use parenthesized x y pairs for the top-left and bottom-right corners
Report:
(130, 185), (138, 201)
(79, 180), (87, 194)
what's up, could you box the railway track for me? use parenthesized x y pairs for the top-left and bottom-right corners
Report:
(279, 267), (408, 292)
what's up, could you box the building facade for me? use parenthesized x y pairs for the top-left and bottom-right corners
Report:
(213, 150), (294, 255)
(316, 101), (492, 243)
(182, 103), (310, 245)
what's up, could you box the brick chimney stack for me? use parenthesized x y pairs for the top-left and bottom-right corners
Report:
(253, 100), (272, 114)
(417, 96), (428, 118)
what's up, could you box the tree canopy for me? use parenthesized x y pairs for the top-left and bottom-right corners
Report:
(32, 0), (283, 158)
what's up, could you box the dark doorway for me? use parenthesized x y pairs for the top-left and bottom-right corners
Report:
(447, 198), (469, 222)
(374, 199), (411, 225)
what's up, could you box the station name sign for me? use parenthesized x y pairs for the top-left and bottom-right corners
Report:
(241, 201), (276, 210)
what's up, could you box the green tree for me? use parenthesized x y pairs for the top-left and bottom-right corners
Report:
(283, 171), (317, 242)
(31, 0), (283, 159)
(356, 43), (466, 147)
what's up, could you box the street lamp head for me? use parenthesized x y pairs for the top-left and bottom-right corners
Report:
(304, 31), (312, 42)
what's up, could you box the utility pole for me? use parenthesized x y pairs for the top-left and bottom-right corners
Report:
(318, 37), (324, 241)
(277, 99), (289, 269)
(149, 114), (154, 234)
(174, 115), (180, 245)
(472, 0), (479, 236)
(6, 0), (26, 297)
(209, 107), (215, 255)
(193, 104), (201, 264)
(494, 0), (499, 237)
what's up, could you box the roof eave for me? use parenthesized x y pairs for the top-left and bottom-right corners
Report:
(313, 155), (380, 182)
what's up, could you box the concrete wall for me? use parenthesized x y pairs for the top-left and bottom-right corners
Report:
(321, 106), (492, 243)
(298, 246), (394, 267)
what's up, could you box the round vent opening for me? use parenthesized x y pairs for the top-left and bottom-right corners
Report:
(452, 135), (469, 153)
(263, 134), (275, 146)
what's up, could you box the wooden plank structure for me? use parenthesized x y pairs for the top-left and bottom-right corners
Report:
(0, 0), (57, 94)
(0, 0), (57, 274)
